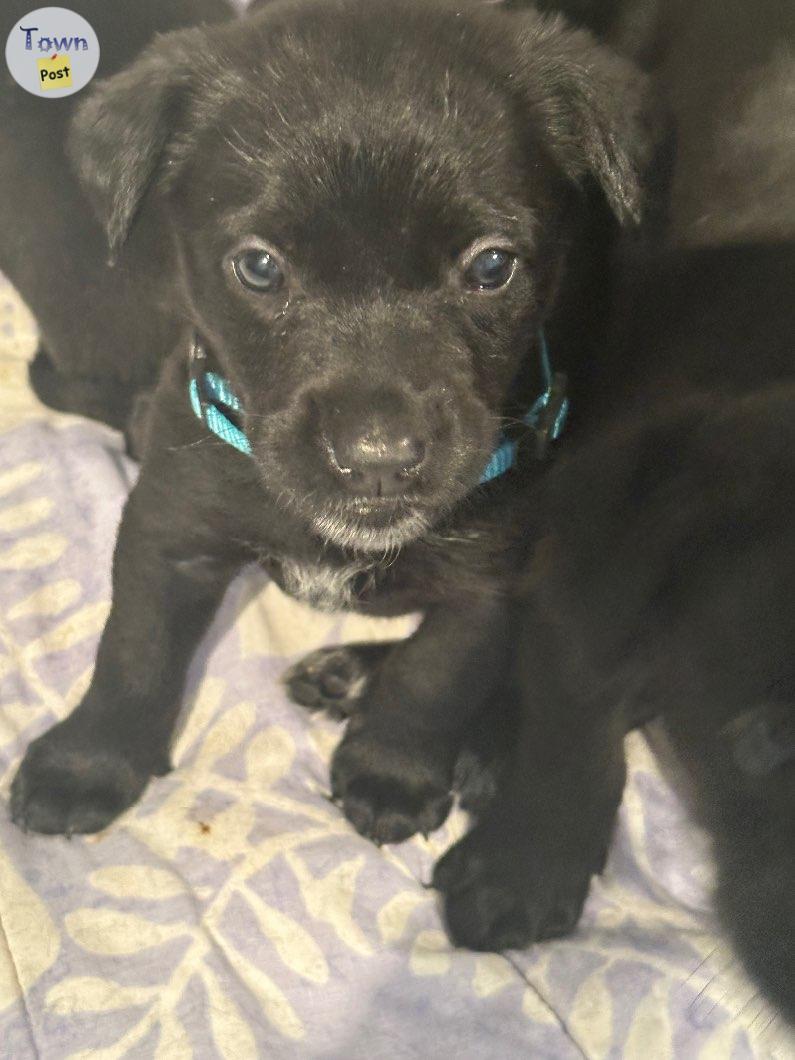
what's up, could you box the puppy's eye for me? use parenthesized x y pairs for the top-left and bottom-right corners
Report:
(233, 249), (285, 292)
(464, 248), (516, 291)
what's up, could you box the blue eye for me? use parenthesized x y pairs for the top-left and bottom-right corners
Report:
(234, 249), (285, 292)
(464, 248), (516, 290)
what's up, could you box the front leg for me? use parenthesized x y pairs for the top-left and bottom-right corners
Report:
(11, 471), (242, 836)
(434, 613), (626, 950)
(331, 599), (512, 845)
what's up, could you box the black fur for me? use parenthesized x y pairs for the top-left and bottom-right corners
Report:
(435, 0), (795, 1023)
(4, 1), (652, 845)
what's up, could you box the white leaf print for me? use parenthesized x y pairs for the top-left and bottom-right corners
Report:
(0, 496), (53, 533)
(377, 891), (429, 944)
(567, 969), (614, 1058)
(155, 1011), (193, 1060)
(243, 885), (329, 984)
(0, 532), (67, 570)
(307, 724), (339, 766)
(7, 578), (82, 620)
(0, 461), (43, 498)
(697, 1022), (743, 1060)
(336, 610), (417, 645)
(286, 851), (373, 957)
(621, 978), (673, 1059)
(64, 908), (186, 956)
(62, 665), (94, 714)
(471, 954), (516, 998)
(89, 865), (187, 901)
(171, 676), (226, 764)
(0, 700), (44, 743)
(205, 936), (305, 1042)
(522, 987), (559, 1026)
(193, 699), (256, 772)
(244, 726), (295, 790)
(409, 930), (452, 977)
(45, 976), (157, 1014)
(0, 845), (60, 1007)
(202, 967), (259, 1058)
(0, 654), (15, 682)
(25, 601), (109, 658)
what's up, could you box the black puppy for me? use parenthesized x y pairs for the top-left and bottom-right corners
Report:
(5, 1), (651, 840)
(434, 0), (795, 1022)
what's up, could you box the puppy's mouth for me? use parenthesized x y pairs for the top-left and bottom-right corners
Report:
(346, 497), (409, 520)
(310, 497), (430, 553)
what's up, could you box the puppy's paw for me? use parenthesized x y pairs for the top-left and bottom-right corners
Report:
(331, 722), (453, 845)
(11, 724), (157, 836)
(284, 645), (386, 719)
(433, 825), (597, 951)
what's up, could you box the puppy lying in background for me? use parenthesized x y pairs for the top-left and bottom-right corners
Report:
(3, 0), (653, 848)
(434, 0), (795, 1023)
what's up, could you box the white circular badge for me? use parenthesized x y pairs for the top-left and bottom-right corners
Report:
(5, 7), (99, 98)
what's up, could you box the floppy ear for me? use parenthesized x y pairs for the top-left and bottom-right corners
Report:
(67, 28), (203, 254)
(514, 13), (655, 224)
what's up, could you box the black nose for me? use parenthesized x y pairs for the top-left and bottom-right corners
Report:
(328, 424), (426, 496)
(330, 423), (430, 493)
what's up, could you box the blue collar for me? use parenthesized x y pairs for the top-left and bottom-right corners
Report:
(188, 331), (568, 482)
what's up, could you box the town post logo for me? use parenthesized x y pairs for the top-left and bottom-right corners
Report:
(5, 7), (99, 97)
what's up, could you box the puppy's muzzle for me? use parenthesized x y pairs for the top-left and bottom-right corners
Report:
(319, 388), (429, 499)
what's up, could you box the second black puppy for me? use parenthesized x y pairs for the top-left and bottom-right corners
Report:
(435, 0), (795, 1021)
(7, 0), (651, 841)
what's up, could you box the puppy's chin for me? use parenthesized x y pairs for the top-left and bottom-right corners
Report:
(311, 502), (431, 553)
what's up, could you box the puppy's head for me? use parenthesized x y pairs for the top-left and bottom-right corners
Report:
(71, 0), (651, 552)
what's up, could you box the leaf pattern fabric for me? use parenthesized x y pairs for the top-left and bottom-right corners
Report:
(0, 273), (793, 1058)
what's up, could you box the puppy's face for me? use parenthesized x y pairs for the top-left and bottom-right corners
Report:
(72, 0), (649, 552)
(175, 7), (563, 552)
